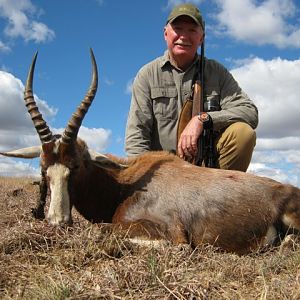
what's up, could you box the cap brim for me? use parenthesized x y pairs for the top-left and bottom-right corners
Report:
(168, 14), (201, 26)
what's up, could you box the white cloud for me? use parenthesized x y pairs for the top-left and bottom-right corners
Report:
(79, 127), (111, 152)
(248, 161), (297, 185)
(53, 126), (111, 153)
(214, 0), (300, 48)
(230, 57), (300, 186)
(0, 131), (39, 152)
(0, 71), (56, 137)
(0, 0), (55, 43)
(231, 57), (300, 139)
(249, 150), (300, 187)
(27, 21), (55, 43)
(0, 156), (39, 177)
(251, 149), (300, 169)
(0, 40), (10, 52)
(255, 137), (300, 151)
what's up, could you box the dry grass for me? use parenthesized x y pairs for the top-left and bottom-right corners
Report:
(0, 176), (300, 299)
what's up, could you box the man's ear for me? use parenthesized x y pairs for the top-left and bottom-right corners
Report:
(198, 34), (204, 47)
(163, 26), (168, 40)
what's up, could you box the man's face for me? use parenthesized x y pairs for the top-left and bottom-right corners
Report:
(164, 16), (203, 66)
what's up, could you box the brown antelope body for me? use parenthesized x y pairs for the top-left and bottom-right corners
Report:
(1, 50), (300, 254)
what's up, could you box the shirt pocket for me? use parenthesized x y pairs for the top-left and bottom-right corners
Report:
(151, 87), (178, 120)
(205, 86), (221, 111)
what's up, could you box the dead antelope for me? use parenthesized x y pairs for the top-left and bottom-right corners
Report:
(1, 50), (300, 254)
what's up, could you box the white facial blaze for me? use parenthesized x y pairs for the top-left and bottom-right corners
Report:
(47, 163), (71, 225)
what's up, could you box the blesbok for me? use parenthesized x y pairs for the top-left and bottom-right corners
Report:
(1, 49), (300, 254)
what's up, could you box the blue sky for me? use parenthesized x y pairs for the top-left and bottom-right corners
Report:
(0, 0), (299, 187)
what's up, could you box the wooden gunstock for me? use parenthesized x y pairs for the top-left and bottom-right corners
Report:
(192, 80), (203, 117)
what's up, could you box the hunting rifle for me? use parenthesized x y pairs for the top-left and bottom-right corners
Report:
(193, 25), (218, 168)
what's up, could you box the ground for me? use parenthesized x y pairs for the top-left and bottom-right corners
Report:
(0, 176), (300, 299)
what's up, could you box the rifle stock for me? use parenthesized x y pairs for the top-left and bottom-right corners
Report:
(192, 80), (205, 166)
(192, 80), (202, 118)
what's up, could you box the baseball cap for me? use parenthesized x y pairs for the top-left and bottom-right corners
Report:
(167, 3), (204, 30)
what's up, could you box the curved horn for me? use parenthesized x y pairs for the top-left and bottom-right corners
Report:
(24, 52), (53, 144)
(61, 48), (98, 145)
(24, 52), (54, 144)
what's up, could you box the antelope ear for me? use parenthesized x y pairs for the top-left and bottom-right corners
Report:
(0, 146), (42, 159)
(88, 150), (127, 170)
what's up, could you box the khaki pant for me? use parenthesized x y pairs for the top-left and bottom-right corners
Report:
(215, 122), (256, 172)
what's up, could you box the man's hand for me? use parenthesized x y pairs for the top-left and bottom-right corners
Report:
(177, 115), (203, 159)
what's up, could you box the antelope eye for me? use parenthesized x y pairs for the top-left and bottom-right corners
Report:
(72, 164), (80, 171)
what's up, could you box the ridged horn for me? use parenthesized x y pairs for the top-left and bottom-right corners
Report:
(24, 52), (53, 144)
(61, 48), (98, 145)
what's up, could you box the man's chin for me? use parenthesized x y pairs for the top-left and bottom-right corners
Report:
(173, 49), (192, 57)
(174, 45), (191, 51)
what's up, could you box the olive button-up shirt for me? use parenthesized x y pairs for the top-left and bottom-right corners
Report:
(125, 51), (258, 156)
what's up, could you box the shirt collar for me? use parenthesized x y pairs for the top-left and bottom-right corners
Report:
(160, 50), (170, 68)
